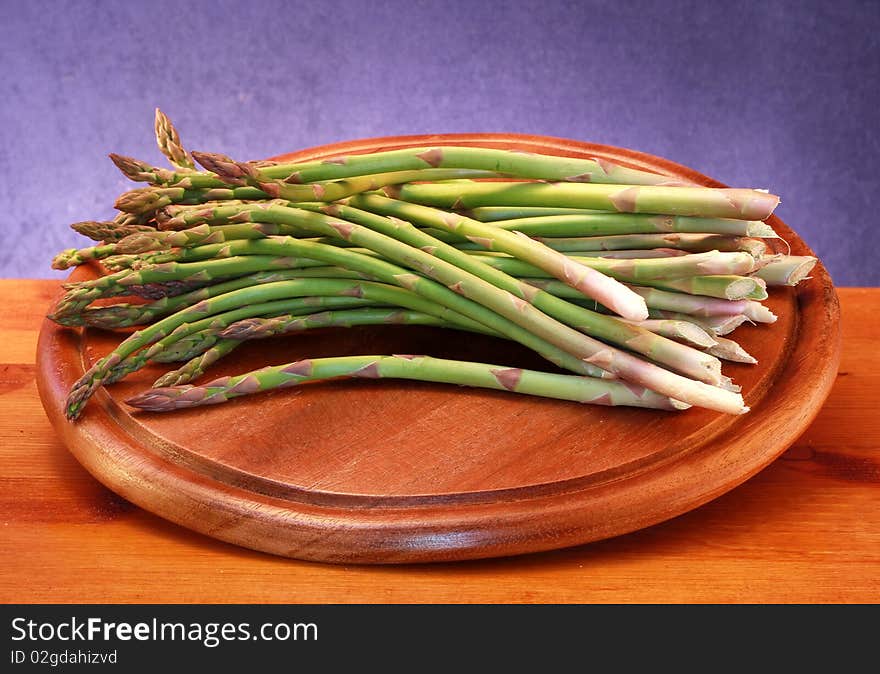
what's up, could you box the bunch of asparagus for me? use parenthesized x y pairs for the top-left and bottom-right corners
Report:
(49, 110), (817, 420)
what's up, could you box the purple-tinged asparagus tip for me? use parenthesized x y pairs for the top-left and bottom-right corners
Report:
(191, 151), (253, 185)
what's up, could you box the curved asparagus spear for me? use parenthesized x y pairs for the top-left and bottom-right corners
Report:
(66, 270), (380, 329)
(386, 182), (780, 221)
(107, 291), (490, 385)
(218, 307), (454, 341)
(127, 354), (690, 413)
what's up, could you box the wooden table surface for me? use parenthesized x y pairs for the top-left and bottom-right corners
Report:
(1, 280), (877, 604)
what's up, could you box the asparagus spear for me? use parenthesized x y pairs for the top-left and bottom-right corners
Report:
(480, 213), (778, 238)
(706, 336), (757, 364)
(219, 307), (458, 341)
(648, 275), (767, 301)
(626, 286), (776, 322)
(114, 186), (270, 215)
(636, 311), (749, 337)
(106, 291), (486, 385)
(525, 233), (769, 257)
(52, 244), (120, 270)
(127, 354), (690, 413)
(620, 319), (718, 349)
(386, 182), (780, 220)
(215, 146), (685, 185)
(193, 151), (503, 199)
(462, 206), (608, 221)
(71, 220), (156, 243)
(751, 255), (817, 286)
(152, 338), (241, 387)
(154, 108), (196, 170)
(463, 249), (759, 280)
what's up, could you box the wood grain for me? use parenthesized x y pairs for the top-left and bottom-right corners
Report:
(0, 282), (877, 602)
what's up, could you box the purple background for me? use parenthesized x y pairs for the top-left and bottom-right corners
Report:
(1, 0), (877, 285)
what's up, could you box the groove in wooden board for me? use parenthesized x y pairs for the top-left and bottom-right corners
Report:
(34, 136), (841, 564)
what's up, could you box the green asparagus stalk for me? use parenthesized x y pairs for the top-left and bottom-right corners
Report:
(150, 330), (220, 363)
(620, 319), (718, 349)
(154, 108), (196, 170)
(705, 336), (757, 364)
(81, 274), (384, 329)
(152, 338), (242, 387)
(751, 255), (818, 286)
(127, 354), (691, 413)
(525, 233), (769, 257)
(114, 186), (270, 215)
(220, 307), (462, 341)
(527, 248), (688, 259)
(113, 143), (688, 190)
(71, 220), (156, 243)
(648, 275), (768, 301)
(105, 290), (484, 385)
(462, 206), (608, 221)
(193, 151), (504, 199)
(50, 254), (311, 320)
(464, 249), (759, 280)
(216, 146), (685, 185)
(645, 311), (750, 336)
(627, 286), (776, 322)
(386, 182), (780, 220)
(52, 244), (120, 270)
(521, 279), (775, 321)
(478, 213), (779, 238)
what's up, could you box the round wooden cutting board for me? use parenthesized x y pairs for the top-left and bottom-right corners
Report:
(36, 135), (841, 564)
